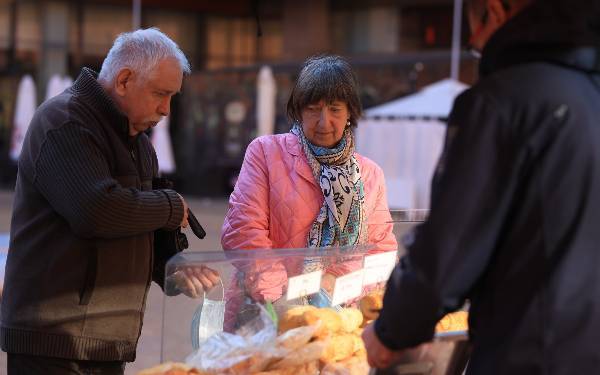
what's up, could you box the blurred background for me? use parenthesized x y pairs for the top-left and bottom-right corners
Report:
(0, 0), (478, 198)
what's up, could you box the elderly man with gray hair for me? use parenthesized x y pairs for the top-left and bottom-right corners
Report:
(0, 28), (208, 374)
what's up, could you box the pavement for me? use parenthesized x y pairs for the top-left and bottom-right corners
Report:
(0, 189), (230, 374)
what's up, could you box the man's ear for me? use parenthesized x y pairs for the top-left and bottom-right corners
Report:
(487, 0), (509, 27)
(114, 68), (134, 96)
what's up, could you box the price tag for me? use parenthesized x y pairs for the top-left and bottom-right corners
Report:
(331, 269), (364, 306)
(286, 270), (323, 301)
(363, 251), (397, 286)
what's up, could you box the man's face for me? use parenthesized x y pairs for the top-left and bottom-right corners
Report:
(116, 58), (183, 136)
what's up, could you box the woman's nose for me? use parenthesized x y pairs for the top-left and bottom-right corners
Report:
(318, 108), (330, 125)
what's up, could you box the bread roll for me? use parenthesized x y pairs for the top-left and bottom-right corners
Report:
(339, 308), (363, 334)
(303, 308), (342, 339)
(278, 305), (318, 333)
(320, 334), (356, 363)
(359, 291), (383, 321)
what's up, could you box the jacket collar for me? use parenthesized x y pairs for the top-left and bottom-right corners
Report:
(283, 131), (368, 186)
(479, 1), (600, 77)
(284, 132), (318, 186)
(71, 67), (131, 140)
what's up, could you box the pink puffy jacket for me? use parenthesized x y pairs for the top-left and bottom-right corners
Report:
(221, 133), (397, 330)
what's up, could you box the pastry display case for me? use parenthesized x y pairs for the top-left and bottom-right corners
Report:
(151, 211), (469, 375)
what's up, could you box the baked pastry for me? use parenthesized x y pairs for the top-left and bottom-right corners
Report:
(255, 360), (320, 375)
(270, 340), (327, 369)
(359, 291), (383, 321)
(278, 305), (318, 333)
(322, 355), (370, 375)
(303, 308), (342, 339)
(276, 324), (317, 350)
(339, 308), (363, 334)
(320, 333), (356, 363)
(435, 311), (468, 332)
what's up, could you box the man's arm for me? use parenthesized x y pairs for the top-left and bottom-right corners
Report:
(375, 89), (520, 350)
(32, 122), (184, 239)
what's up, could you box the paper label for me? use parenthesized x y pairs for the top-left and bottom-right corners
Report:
(363, 251), (397, 286)
(286, 270), (323, 301)
(331, 269), (364, 306)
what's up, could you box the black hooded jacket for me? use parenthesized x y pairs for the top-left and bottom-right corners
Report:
(376, 1), (600, 374)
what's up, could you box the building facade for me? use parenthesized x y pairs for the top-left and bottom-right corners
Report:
(0, 0), (477, 194)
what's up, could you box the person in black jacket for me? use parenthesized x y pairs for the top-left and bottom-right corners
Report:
(363, 0), (600, 373)
(1, 28), (216, 375)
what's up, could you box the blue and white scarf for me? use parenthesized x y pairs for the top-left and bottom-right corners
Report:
(292, 123), (367, 269)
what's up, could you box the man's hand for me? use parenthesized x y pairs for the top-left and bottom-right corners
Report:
(362, 321), (434, 371)
(171, 265), (221, 298)
(362, 322), (403, 368)
(177, 193), (189, 228)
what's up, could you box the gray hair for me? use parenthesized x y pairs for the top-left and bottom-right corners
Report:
(287, 54), (362, 127)
(98, 27), (191, 83)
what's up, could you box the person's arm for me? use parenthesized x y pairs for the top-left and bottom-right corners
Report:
(222, 138), (273, 250)
(375, 89), (519, 350)
(32, 122), (184, 239)
(221, 138), (286, 303)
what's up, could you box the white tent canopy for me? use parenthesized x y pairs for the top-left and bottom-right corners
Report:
(364, 78), (469, 119)
(357, 78), (468, 209)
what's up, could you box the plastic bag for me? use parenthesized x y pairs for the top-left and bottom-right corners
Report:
(185, 304), (285, 374)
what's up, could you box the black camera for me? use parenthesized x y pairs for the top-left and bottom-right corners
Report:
(152, 177), (206, 288)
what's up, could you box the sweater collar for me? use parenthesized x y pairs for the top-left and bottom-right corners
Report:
(71, 67), (130, 138)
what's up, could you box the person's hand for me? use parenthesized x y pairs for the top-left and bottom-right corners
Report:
(362, 322), (402, 368)
(362, 322), (432, 369)
(171, 265), (220, 298)
(177, 193), (189, 228)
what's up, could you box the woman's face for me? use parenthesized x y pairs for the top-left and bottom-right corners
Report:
(301, 100), (349, 148)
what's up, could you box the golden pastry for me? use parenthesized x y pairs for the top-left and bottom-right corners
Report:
(338, 308), (363, 334)
(320, 333), (356, 363)
(255, 360), (320, 375)
(276, 324), (317, 350)
(321, 355), (370, 375)
(278, 305), (318, 333)
(435, 311), (469, 332)
(270, 340), (327, 369)
(303, 308), (342, 339)
(359, 291), (383, 321)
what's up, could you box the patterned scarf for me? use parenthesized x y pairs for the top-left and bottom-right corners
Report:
(292, 123), (367, 259)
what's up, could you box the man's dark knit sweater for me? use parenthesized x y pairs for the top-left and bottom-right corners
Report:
(0, 68), (184, 361)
